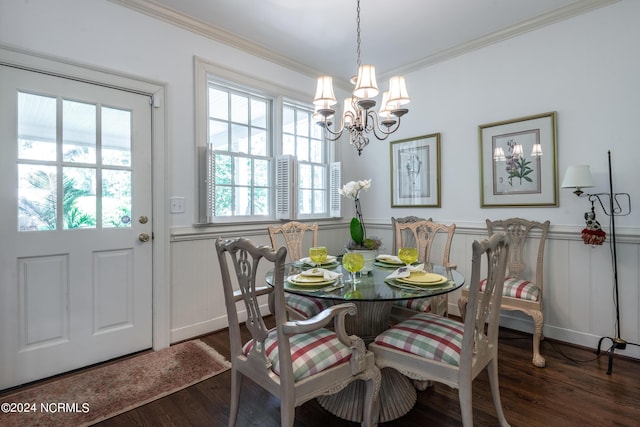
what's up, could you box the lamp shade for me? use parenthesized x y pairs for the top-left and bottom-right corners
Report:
(313, 76), (337, 107)
(378, 91), (391, 117)
(353, 65), (379, 99)
(531, 143), (543, 156)
(343, 98), (356, 126)
(387, 76), (410, 106)
(512, 144), (524, 156)
(561, 165), (595, 189)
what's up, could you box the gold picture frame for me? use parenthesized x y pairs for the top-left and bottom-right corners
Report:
(479, 112), (558, 207)
(390, 133), (441, 208)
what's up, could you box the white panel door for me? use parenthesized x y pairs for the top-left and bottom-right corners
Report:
(0, 65), (153, 389)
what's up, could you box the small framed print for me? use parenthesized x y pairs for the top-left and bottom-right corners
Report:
(479, 112), (558, 207)
(390, 133), (441, 208)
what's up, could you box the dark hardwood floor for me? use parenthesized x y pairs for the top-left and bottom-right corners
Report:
(96, 318), (639, 427)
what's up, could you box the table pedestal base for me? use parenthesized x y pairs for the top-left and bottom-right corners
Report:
(317, 368), (417, 423)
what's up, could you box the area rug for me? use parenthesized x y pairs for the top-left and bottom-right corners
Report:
(0, 339), (231, 427)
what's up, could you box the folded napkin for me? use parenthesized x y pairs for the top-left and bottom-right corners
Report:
(299, 268), (342, 280)
(299, 255), (337, 265)
(376, 254), (403, 264)
(385, 264), (425, 279)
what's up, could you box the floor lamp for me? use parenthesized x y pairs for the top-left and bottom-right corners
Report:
(561, 150), (637, 374)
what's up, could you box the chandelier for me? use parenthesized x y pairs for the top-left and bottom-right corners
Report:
(312, 0), (410, 155)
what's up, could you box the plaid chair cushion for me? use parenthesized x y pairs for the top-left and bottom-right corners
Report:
(243, 328), (352, 380)
(393, 298), (433, 313)
(479, 277), (540, 301)
(286, 294), (333, 318)
(374, 313), (464, 366)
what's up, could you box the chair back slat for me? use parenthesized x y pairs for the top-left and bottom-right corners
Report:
(486, 218), (549, 291)
(394, 219), (456, 267)
(391, 216), (431, 254)
(268, 221), (318, 261)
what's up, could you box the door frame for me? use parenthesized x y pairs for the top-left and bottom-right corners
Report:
(0, 43), (170, 350)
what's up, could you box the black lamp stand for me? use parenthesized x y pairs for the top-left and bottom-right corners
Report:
(585, 151), (635, 374)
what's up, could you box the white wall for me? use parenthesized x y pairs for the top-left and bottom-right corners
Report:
(345, 0), (640, 231)
(2, 0), (639, 360)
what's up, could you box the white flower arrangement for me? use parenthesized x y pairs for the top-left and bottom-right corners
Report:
(338, 179), (372, 200)
(339, 179), (381, 250)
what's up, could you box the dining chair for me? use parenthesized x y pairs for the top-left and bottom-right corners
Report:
(268, 221), (331, 319)
(390, 215), (431, 254)
(392, 219), (457, 321)
(369, 233), (511, 427)
(215, 237), (381, 427)
(458, 218), (550, 368)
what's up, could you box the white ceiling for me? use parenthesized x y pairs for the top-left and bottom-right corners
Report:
(114, 0), (616, 84)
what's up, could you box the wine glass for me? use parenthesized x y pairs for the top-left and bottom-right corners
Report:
(342, 252), (364, 284)
(308, 246), (328, 266)
(398, 247), (419, 267)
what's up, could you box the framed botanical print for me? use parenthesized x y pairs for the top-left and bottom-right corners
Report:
(479, 112), (558, 207)
(390, 133), (441, 207)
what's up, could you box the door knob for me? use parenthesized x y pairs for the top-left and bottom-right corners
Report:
(138, 233), (150, 242)
(139, 215), (149, 224)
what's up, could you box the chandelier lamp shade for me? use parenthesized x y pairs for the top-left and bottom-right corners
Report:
(313, 0), (410, 155)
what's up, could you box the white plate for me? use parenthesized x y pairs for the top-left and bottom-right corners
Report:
(397, 272), (448, 286)
(286, 274), (337, 287)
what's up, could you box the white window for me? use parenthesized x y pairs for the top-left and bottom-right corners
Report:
(196, 59), (340, 223)
(283, 103), (328, 217)
(206, 83), (272, 220)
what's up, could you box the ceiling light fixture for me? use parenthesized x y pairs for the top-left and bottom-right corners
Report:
(312, 0), (410, 156)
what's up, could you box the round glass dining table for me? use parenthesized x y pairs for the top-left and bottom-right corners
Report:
(265, 261), (465, 423)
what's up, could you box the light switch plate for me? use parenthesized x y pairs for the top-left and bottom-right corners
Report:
(170, 197), (185, 213)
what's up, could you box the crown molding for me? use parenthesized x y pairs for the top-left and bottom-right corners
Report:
(110, 0), (619, 88)
(380, 0), (620, 80)
(107, 0), (321, 81)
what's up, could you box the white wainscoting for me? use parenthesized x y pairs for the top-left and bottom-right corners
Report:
(170, 222), (640, 360)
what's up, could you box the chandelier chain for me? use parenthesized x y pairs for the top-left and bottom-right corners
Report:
(312, 0), (409, 155)
(356, 0), (361, 68)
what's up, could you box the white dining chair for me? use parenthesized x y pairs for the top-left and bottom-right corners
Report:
(215, 237), (381, 427)
(369, 233), (511, 427)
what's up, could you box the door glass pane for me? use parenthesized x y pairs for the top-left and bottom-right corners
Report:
(18, 93), (57, 161)
(63, 100), (96, 163)
(103, 169), (131, 228)
(102, 107), (131, 166)
(63, 166), (96, 229)
(18, 164), (57, 231)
